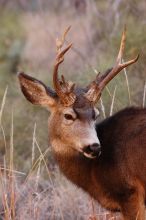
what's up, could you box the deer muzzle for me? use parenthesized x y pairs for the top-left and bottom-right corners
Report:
(82, 143), (101, 159)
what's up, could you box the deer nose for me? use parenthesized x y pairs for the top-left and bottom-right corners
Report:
(83, 143), (101, 158)
(90, 143), (101, 153)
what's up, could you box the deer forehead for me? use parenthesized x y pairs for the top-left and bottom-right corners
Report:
(49, 86), (99, 121)
(73, 93), (94, 119)
(55, 99), (97, 122)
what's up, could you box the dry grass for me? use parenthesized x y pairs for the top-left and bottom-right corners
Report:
(1, 0), (145, 169)
(0, 130), (110, 220)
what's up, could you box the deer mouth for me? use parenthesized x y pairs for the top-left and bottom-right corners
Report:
(82, 144), (101, 159)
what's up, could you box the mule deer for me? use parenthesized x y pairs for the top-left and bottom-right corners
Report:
(18, 27), (146, 220)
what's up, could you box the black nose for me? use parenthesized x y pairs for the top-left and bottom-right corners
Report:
(90, 143), (101, 154)
(83, 143), (101, 157)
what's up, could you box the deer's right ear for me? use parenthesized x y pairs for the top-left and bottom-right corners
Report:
(18, 72), (58, 109)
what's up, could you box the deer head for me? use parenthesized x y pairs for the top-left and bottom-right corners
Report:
(18, 27), (139, 159)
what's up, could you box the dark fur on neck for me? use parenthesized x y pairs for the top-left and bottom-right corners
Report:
(52, 107), (146, 212)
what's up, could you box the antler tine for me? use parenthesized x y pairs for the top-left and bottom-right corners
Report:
(56, 26), (71, 52)
(116, 26), (126, 64)
(99, 28), (139, 91)
(85, 28), (139, 103)
(53, 43), (73, 98)
(53, 27), (76, 106)
(56, 43), (72, 64)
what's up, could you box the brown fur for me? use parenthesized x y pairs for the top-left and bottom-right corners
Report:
(51, 107), (146, 220)
(18, 73), (146, 220)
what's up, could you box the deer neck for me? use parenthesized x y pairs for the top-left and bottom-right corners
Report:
(51, 139), (118, 210)
(51, 139), (94, 191)
(51, 140), (121, 211)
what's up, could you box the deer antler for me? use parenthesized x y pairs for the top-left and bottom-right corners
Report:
(85, 27), (139, 103)
(53, 26), (76, 106)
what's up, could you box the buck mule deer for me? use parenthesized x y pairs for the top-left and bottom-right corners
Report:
(18, 27), (146, 220)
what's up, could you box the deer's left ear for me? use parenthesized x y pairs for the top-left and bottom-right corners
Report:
(18, 72), (58, 109)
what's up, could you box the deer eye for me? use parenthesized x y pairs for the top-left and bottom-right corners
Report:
(64, 114), (74, 120)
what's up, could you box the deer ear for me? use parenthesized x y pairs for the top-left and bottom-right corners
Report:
(18, 72), (58, 108)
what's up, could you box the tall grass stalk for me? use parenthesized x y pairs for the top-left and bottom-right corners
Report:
(9, 110), (15, 220)
(142, 82), (146, 108)
(24, 148), (49, 183)
(35, 158), (41, 191)
(33, 132), (65, 220)
(106, 85), (124, 108)
(32, 125), (54, 185)
(32, 123), (36, 165)
(0, 86), (8, 124)
(0, 163), (9, 219)
(109, 86), (117, 116)
(123, 63), (131, 105)
(100, 98), (106, 119)
(0, 87), (8, 155)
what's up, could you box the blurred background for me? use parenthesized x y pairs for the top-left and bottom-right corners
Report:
(0, 0), (145, 219)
